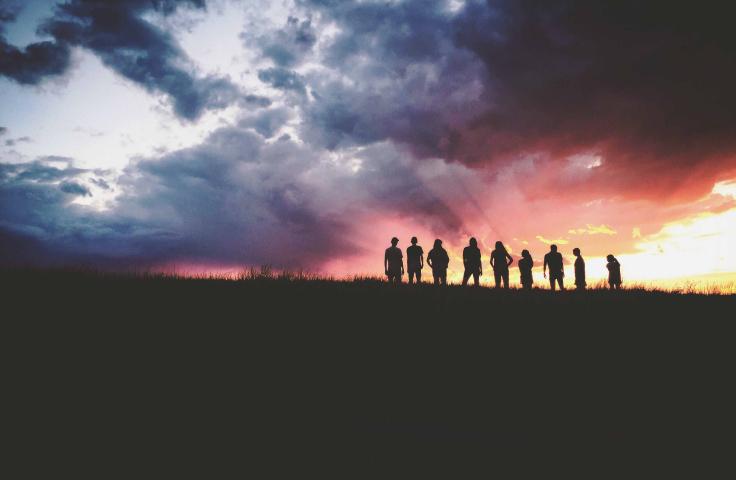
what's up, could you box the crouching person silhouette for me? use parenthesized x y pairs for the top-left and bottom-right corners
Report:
(406, 237), (424, 284)
(543, 244), (565, 291)
(606, 254), (622, 290)
(573, 248), (586, 290)
(462, 237), (482, 286)
(490, 241), (513, 288)
(384, 237), (404, 284)
(518, 249), (534, 290)
(427, 239), (449, 286)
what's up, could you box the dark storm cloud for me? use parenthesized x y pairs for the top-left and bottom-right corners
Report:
(0, 127), (7, 136)
(298, 0), (487, 157)
(257, 67), (307, 95)
(239, 107), (292, 138)
(1, 0), (263, 119)
(250, 15), (317, 67)
(450, 0), (736, 195)
(0, 125), (468, 268)
(37, 0), (244, 119)
(0, 3), (71, 85)
(59, 181), (91, 196)
(297, 0), (736, 201)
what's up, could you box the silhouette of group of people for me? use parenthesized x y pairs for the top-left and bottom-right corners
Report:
(385, 237), (623, 290)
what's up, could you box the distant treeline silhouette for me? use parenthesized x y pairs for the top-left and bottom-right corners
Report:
(385, 237), (623, 290)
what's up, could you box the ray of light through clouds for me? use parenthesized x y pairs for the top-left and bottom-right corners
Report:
(1, 0), (736, 292)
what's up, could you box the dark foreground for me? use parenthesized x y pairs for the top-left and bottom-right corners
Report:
(4, 270), (736, 476)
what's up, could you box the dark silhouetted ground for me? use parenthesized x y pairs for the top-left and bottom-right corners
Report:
(4, 270), (735, 477)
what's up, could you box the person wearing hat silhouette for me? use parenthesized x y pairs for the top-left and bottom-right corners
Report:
(406, 236), (424, 284)
(427, 238), (449, 286)
(384, 237), (404, 284)
(462, 237), (482, 286)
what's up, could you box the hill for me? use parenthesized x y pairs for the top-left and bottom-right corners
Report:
(4, 270), (735, 476)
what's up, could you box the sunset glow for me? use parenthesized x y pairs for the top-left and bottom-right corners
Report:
(1, 1), (735, 293)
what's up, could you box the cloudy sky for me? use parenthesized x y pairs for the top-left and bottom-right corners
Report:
(2, 0), (736, 287)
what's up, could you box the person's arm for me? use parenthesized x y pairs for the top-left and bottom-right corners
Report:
(490, 252), (495, 269)
(543, 255), (548, 278)
(479, 253), (483, 275)
(462, 249), (468, 268)
(400, 252), (404, 275)
(506, 253), (513, 267)
(427, 253), (433, 269)
(420, 252), (424, 269)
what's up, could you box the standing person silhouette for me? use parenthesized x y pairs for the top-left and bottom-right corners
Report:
(573, 248), (586, 290)
(518, 249), (534, 290)
(462, 237), (482, 286)
(490, 241), (513, 288)
(384, 237), (404, 284)
(606, 254), (622, 290)
(406, 237), (424, 284)
(543, 244), (565, 291)
(427, 239), (449, 286)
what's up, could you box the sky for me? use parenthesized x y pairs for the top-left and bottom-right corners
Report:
(1, 0), (736, 290)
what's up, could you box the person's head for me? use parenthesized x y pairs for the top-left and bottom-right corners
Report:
(606, 254), (615, 262)
(411, 236), (418, 245)
(573, 247), (581, 256)
(433, 239), (443, 249)
(391, 237), (399, 246)
(495, 240), (504, 250)
(521, 249), (531, 259)
(469, 237), (477, 247)
(550, 244), (558, 252)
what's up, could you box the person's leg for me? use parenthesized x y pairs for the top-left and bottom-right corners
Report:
(502, 270), (509, 288)
(494, 270), (501, 288)
(441, 272), (447, 286)
(416, 270), (422, 283)
(472, 271), (480, 286)
(462, 269), (471, 285)
(434, 273), (440, 286)
(558, 276), (564, 290)
(549, 275), (556, 290)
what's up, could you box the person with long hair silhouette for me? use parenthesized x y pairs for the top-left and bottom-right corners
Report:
(406, 236), (424, 284)
(427, 239), (449, 286)
(543, 244), (565, 291)
(518, 249), (534, 290)
(490, 241), (513, 288)
(606, 254), (622, 290)
(462, 237), (482, 286)
(573, 247), (586, 290)
(384, 237), (404, 284)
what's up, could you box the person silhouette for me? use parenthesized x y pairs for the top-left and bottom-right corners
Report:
(406, 236), (424, 284)
(462, 237), (482, 286)
(427, 239), (449, 286)
(573, 247), (586, 290)
(543, 244), (565, 291)
(518, 249), (534, 290)
(606, 254), (622, 290)
(384, 237), (404, 284)
(490, 241), (513, 288)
